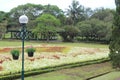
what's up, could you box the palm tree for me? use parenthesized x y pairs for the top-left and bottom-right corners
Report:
(66, 0), (85, 25)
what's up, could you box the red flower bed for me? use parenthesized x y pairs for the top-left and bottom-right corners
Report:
(0, 48), (12, 53)
(0, 46), (67, 53)
(35, 46), (67, 52)
(45, 47), (65, 52)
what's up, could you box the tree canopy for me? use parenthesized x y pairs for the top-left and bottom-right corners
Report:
(0, 0), (115, 42)
(109, 0), (120, 69)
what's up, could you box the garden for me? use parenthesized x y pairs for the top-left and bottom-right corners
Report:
(0, 41), (110, 80)
(0, 0), (120, 80)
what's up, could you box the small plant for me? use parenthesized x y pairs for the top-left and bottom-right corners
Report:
(10, 49), (20, 60)
(26, 46), (36, 57)
(26, 47), (35, 53)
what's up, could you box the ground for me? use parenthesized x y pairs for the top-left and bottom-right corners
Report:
(16, 62), (113, 80)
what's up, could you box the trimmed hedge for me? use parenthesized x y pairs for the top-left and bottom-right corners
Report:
(0, 58), (110, 80)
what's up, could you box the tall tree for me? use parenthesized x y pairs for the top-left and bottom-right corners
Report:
(66, 0), (85, 25)
(109, 0), (120, 69)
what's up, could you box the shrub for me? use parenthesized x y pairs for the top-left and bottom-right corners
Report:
(10, 49), (20, 56)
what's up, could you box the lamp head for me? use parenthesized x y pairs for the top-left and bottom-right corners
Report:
(19, 15), (28, 24)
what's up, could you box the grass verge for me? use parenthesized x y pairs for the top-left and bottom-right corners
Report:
(90, 71), (120, 80)
(16, 60), (112, 80)
(0, 40), (108, 48)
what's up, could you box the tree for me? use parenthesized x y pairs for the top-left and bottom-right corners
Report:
(59, 25), (79, 42)
(84, 8), (93, 19)
(0, 20), (7, 40)
(0, 11), (8, 40)
(33, 13), (61, 42)
(8, 3), (44, 30)
(109, 0), (120, 69)
(0, 11), (6, 22)
(91, 8), (114, 21)
(43, 4), (65, 26)
(66, 0), (85, 25)
(77, 18), (111, 42)
(77, 20), (92, 40)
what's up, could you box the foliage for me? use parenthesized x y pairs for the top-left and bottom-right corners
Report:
(33, 13), (60, 42)
(77, 18), (112, 42)
(109, 0), (120, 69)
(8, 3), (44, 30)
(66, 0), (85, 25)
(8, 3), (62, 31)
(0, 20), (7, 40)
(36, 13), (60, 26)
(91, 8), (114, 21)
(0, 11), (7, 40)
(10, 49), (20, 56)
(43, 4), (63, 17)
(0, 1), (115, 43)
(59, 25), (79, 42)
(26, 47), (35, 53)
(0, 11), (6, 23)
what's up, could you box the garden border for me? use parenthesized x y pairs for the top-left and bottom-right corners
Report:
(0, 58), (110, 80)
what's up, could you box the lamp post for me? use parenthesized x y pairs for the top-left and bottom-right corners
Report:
(19, 15), (28, 80)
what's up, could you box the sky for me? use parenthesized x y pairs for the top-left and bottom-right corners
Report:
(0, 0), (116, 12)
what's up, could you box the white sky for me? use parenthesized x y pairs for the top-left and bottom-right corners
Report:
(0, 0), (116, 12)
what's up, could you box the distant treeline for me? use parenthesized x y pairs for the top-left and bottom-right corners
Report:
(0, 0), (115, 43)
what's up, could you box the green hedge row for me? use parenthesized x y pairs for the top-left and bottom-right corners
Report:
(0, 58), (110, 80)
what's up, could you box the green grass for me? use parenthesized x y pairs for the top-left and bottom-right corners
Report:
(4, 32), (11, 38)
(0, 40), (108, 48)
(16, 62), (112, 80)
(21, 73), (81, 80)
(0, 40), (38, 47)
(91, 71), (120, 80)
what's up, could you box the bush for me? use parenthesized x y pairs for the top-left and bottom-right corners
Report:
(109, 52), (120, 69)
(59, 25), (79, 42)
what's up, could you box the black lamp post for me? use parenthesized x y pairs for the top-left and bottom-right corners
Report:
(19, 15), (28, 80)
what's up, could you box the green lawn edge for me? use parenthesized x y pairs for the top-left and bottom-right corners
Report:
(0, 58), (110, 80)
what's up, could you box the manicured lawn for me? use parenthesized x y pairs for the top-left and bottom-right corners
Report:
(91, 71), (120, 80)
(0, 40), (108, 48)
(16, 62), (113, 80)
(0, 40), (38, 47)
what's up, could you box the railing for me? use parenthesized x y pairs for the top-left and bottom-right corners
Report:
(5, 30), (58, 40)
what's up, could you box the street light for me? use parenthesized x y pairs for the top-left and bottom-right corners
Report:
(19, 14), (28, 80)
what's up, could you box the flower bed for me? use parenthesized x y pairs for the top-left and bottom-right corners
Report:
(0, 45), (109, 77)
(0, 46), (69, 53)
